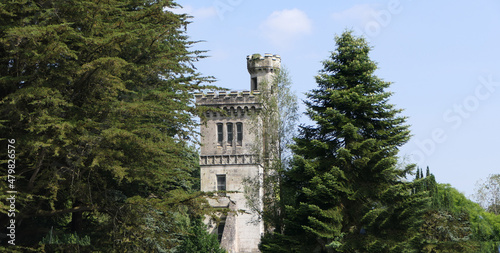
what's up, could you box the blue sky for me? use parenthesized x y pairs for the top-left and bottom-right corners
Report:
(172, 0), (500, 198)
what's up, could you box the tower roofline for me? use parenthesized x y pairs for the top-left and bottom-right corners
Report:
(246, 53), (281, 91)
(246, 53), (281, 73)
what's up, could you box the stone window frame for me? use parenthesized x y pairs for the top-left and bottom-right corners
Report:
(217, 217), (226, 242)
(251, 77), (257, 91)
(216, 121), (243, 147)
(226, 123), (233, 146)
(217, 123), (223, 146)
(216, 174), (226, 197)
(236, 122), (243, 146)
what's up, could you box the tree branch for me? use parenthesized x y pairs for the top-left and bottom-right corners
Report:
(36, 205), (95, 217)
(28, 148), (45, 190)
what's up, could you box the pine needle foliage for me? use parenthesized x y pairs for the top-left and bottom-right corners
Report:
(0, 0), (215, 251)
(178, 219), (226, 253)
(261, 31), (429, 253)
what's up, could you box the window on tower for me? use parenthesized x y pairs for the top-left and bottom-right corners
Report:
(217, 174), (226, 197)
(236, 122), (243, 146)
(217, 217), (226, 242)
(227, 123), (233, 146)
(217, 123), (223, 146)
(251, 77), (257, 91)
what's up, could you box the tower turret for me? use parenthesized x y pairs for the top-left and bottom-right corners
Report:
(246, 53), (281, 91)
(196, 53), (281, 253)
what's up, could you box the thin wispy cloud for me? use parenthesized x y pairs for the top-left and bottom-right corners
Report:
(260, 8), (313, 49)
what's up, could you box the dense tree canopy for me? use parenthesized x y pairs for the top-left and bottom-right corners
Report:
(260, 31), (429, 253)
(1, 2), (498, 251)
(0, 0), (217, 251)
(418, 170), (500, 252)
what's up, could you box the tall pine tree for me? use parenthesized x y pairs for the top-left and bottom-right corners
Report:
(0, 0), (215, 251)
(261, 31), (428, 253)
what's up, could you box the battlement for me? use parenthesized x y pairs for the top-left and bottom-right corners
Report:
(246, 53), (281, 74)
(194, 90), (261, 106)
(198, 53), (277, 253)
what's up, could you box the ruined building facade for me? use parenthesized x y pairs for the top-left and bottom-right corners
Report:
(195, 53), (281, 253)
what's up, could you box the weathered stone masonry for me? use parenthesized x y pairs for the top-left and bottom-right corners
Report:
(195, 53), (281, 253)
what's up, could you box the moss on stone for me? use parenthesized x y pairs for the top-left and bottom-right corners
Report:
(251, 53), (261, 60)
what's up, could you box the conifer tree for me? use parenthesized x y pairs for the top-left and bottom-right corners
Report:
(0, 0), (214, 251)
(261, 31), (428, 252)
(178, 219), (227, 253)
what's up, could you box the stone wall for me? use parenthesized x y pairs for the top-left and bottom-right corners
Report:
(201, 164), (264, 253)
(197, 53), (281, 253)
(195, 91), (262, 158)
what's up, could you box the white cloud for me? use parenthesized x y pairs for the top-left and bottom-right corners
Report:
(331, 4), (379, 25)
(260, 9), (313, 48)
(165, 5), (217, 20)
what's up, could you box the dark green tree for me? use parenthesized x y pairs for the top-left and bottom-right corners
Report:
(178, 219), (226, 253)
(261, 31), (428, 252)
(0, 0), (214, 251)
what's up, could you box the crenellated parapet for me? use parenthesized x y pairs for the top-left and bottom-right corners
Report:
(246, 53), (281, 74)
(195, 90), (261, 118)
(195, 90), (261, 104)
(197, 53), (279, 253)
(246, 53), (281, 91)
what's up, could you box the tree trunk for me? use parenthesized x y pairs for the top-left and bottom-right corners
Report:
(71, 200), (83, 232)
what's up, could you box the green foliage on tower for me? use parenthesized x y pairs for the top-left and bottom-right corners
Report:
(244, 66), (299, 234)
(0, 0), (217, 251)
(260, 30), (429, 252)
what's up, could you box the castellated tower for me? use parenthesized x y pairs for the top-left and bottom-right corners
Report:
(248, 53), (281, 91)
(195, 53), (281, 253)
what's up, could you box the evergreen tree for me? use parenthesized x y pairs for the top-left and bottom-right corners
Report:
(0, 0), (214, 251)
(261, 31), (428, 252)
(178, 219), (226, 253)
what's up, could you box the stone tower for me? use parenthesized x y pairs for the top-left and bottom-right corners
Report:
(195, 53), (281, 253)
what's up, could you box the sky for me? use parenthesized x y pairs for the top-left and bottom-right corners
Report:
(171, 0), (500, 198)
